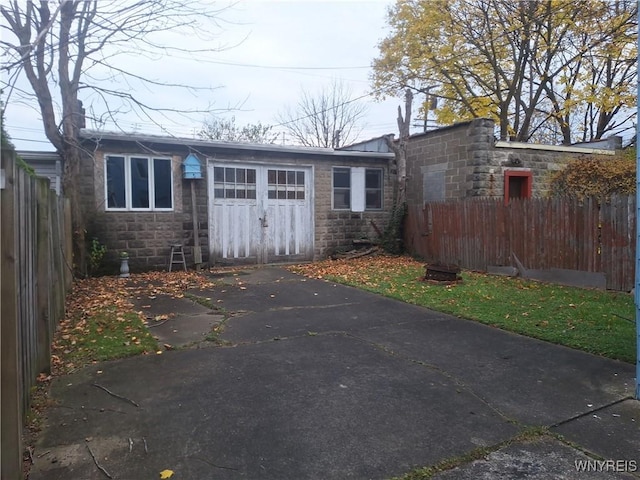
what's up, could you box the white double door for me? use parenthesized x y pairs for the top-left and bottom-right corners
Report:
(208, 162), (313, 264)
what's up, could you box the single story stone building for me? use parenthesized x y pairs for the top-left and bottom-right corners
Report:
(77, 130), (395, 271)
(348, 118), (618, 206)
(403, 118), (617, 205)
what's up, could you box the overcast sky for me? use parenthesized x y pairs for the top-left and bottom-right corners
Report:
(4, 0), (411, 152)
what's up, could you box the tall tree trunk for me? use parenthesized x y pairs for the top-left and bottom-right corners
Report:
(61, 143), (86, 276)
(382, 89), (413, 253)
(395, 89), (412, 205)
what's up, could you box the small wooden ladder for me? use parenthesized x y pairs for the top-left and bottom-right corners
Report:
(169, 244), (187, 272)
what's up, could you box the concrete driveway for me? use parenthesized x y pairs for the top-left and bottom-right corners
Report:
(29, 267), (639, 479)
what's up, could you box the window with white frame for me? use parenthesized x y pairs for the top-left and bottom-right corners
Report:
(105, 155), (173, 210)
(333, 167), (351, 209)
(332, 167), (383, 211)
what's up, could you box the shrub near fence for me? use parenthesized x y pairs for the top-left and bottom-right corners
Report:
(1, 150), (72, 480)
(405, 196), (636, 292)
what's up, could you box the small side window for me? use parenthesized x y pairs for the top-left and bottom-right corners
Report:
(333, 167), (351, 209)
(504, 170), (532, 205)
(365, 169), (383, 209)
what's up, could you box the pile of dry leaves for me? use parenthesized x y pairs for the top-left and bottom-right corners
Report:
(288, 254), (422, 283)
(51, 271), (218, 375)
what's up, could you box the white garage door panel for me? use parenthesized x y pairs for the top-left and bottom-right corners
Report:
(267, 202), (310, 257)
(213, 203), (257, 260)
(208, 163), (313, 264)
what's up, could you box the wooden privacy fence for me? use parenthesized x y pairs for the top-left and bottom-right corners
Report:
(405, 196), (636, 292)
(1, 150), (72, 480)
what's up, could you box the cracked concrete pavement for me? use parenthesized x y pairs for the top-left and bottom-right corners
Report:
(29, 267), (639, 479)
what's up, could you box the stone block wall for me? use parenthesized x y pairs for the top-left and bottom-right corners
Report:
(405, 118), (615, 206)
(79, 139), (393, 270)
(490, 148), (574, 198)
(87, 211), (192, 271)
(313, 161), (393, 258)
(405, 120), (483, 205)
(81, 150), (209, 272)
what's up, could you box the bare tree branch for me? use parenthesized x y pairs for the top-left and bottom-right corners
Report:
(276, 80), (367, 148)
(198, 115), (278, 144)
(0, 0), (237, 274)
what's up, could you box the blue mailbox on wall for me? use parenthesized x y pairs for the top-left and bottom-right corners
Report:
(182, 153), (202, 179)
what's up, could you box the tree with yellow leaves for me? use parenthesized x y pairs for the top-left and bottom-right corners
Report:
(372, 0), (637, 145)
(547, 149), (636, 200)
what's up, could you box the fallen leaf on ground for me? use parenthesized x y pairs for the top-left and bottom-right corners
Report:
(52, 271), (217, 374)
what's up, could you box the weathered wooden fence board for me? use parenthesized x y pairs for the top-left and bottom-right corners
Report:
(1, 150), (72, 480)
(406, 196), (636, 291)
(1, 150), (21, 480)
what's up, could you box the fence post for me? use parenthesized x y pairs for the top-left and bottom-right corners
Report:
(1, 152), (24, 480)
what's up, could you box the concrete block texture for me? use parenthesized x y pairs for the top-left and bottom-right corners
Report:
(404, 118), (596, 205)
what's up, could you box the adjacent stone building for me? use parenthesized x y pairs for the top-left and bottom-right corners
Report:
(404, 118), (616, 206)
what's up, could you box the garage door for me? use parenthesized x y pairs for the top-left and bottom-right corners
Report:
(207, 162), (314, 264)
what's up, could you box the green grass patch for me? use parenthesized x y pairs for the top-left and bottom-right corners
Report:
(310, 260), (636, 364)
(58, 308), (158, 367)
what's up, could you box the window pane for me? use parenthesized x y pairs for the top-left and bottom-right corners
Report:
(237, 168), (246, 183)
(365, 169), (382, 209)
(334, 188), (350, 209)
(287, 171), (296, 185)
(225, 167), (235, 182)
(365, 169), (381, 189)
(131, 157), (149, 208)
(296, 190), (305, 200)
(333, 168), (351, 209)
(247, 188), (256, 199)
(366, 190), (382, 209)
(154, 159), (172, 208)
(214, 167), (224, 182)
(268, 169), (276, 184)
(247, 169), (256, 184)
(278, 170), (286, 184)
(333, 168), (350, 188)
(296, 171), (305, 185)
(106, 156), (125, 208)
(214, 188), (224, 198)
